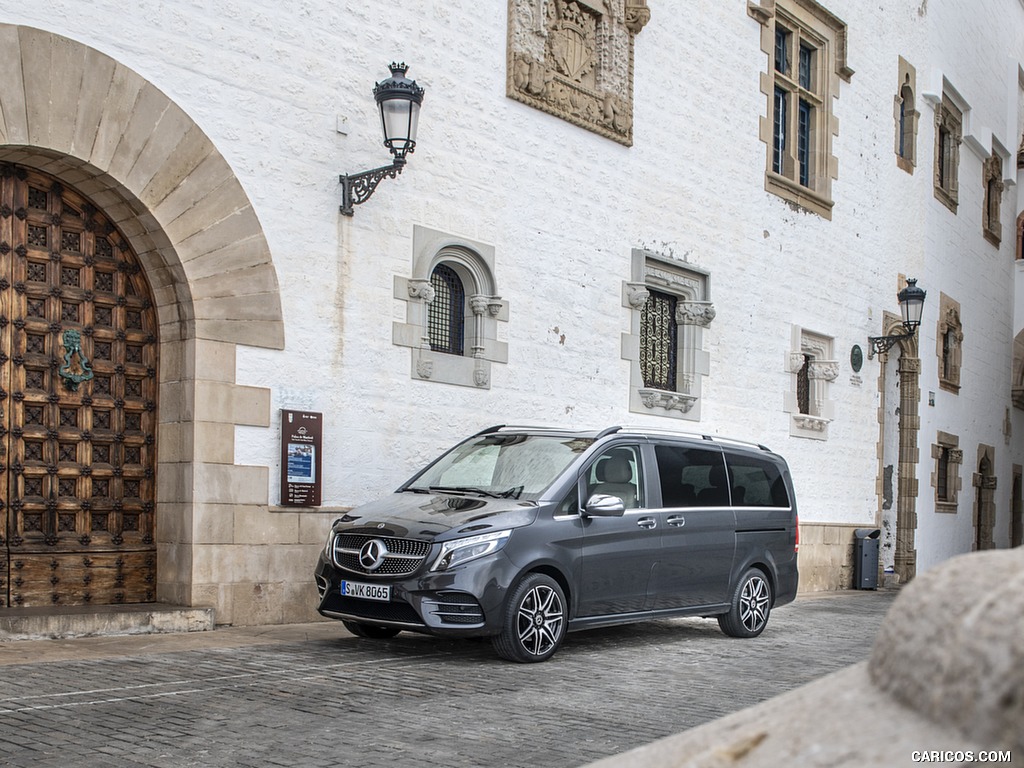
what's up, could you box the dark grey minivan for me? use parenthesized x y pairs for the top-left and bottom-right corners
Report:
(315, 425), (799, 662)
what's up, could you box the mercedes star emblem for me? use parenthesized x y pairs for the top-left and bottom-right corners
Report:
(358, 539), (388, 571)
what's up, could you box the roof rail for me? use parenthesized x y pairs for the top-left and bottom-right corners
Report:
(473, 424), (579, 435)
(472, 424), (505, 436)
(611, 424), (772, 452)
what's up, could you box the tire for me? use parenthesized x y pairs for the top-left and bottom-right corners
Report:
(492, 573), (567, 663)
(342, 620), (401, 639)
(718, 568), (772, 638)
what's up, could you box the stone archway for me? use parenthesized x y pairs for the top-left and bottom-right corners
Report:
(0, 24), (284, 611)
(876, 311), (922, 585)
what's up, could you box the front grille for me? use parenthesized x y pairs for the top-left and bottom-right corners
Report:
(424, 591), (485, 626)
(333, 534), (432, 576)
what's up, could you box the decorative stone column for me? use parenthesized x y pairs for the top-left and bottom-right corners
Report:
(895, 354), (921, 583)
(675, 300), (715, 395)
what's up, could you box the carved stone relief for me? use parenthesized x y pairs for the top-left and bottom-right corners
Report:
(507, 0), (650, 146)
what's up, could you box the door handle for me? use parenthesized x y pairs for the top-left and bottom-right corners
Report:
(637, 517), (657, 529)
(667, 515), (686, 527)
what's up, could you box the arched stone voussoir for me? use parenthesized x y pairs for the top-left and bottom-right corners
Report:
(0, 22), (284, 352)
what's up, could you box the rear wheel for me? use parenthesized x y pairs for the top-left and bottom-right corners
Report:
(718, 568), (772, 638)
(492, 573), (566, 663)
(342, 620), (401, 639)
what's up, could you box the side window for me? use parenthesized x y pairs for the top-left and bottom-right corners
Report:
(654, 444), (729, 507)
(586, 446), (644, 509)
(724, 455), (791, 508)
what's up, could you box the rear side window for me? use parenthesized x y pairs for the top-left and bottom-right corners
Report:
(725, 454), (790, 508)
(655, 444), (729, 507)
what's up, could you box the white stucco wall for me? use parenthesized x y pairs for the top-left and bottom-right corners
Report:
(0, 0), (1020, 584)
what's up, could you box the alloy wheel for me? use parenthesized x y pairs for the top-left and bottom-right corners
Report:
(739, 574), (771, 633)
(515, 583), (564, 657)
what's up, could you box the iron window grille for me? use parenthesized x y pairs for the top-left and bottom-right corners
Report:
(937, 446), (950, 501)
(796, 354), (811, 414)
(428, 264), (465, 355)
(639, 289), (678, 391)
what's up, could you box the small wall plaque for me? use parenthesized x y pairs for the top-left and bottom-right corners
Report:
(851, 344), (864, 373)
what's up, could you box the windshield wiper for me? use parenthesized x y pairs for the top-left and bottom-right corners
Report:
(402, 486), (434, 494)
(428, 485), (503, 499)
(498, 486), (524, 499)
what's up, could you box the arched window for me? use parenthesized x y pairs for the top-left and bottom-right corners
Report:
(982, 152), (1003, 246)
(394, 227), (508, 389)
(894, 59), (919, 174)
(937, 294), (963, 394)
(428, 263), (466, 355)
(898, 84), (913, 158)
(1017, 210), (1024, 260)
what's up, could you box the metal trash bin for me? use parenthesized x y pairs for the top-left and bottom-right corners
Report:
(853, 528), (881, 590)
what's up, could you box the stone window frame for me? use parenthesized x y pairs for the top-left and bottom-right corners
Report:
(621, 250), (714, 421)
(932, 430), (963, 513)
(894, 56), (919, 173)
(933, 92), (963, 214)
(1016, 209), (1024, 261)
(982, 150), (1005, 246)
(749, 0), (853, 220)
(936, 292), (963, 395)
(784, 326), (837, 440)
(393, 226), (508, 389)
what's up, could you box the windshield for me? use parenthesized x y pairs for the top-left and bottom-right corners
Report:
(406, 434), (593, 501)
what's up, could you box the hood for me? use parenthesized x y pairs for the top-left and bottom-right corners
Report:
(331, 491), (540, 541)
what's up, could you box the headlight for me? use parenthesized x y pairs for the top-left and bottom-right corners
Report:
(431, 530), (512, 572)
(323, 529), (336, 561)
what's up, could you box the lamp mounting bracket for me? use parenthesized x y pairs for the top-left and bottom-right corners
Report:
(867, 327), (915, 359)
(339, 158), (406, 216)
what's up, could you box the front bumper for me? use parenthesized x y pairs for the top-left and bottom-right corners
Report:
(314, 551), (519, 637)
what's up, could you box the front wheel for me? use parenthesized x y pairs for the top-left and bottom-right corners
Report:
(492, 573), (567, 663)
(718, 568), (772, 638)
(343, 620), (401, 639)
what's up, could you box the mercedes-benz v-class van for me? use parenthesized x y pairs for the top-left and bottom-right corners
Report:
(315, 425), (799, 662)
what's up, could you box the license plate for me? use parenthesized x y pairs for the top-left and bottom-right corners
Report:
(341, 580), (391, 602)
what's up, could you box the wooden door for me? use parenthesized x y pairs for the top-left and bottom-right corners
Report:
(0, 164), (159, 607)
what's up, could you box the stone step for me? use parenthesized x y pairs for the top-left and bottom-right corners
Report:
(0, 604), (215, 641)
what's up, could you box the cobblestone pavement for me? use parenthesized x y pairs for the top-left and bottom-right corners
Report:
(0, 590), (896, 768)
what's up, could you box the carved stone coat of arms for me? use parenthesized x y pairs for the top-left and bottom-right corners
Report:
(507, 0), (651, 146)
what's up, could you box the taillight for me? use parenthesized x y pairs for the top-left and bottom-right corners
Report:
(795, 515), (800, 553)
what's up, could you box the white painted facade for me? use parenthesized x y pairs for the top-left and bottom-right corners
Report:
(0, 0), (1021, 622)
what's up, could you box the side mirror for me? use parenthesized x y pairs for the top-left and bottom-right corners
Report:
(584, 493), (626, 517)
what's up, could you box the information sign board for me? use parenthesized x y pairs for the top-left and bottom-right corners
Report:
(280, 409), (323, 506)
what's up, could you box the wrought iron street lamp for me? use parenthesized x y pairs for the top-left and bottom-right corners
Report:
(868, 278), (927, 358)
(340, 63), (425, 216)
